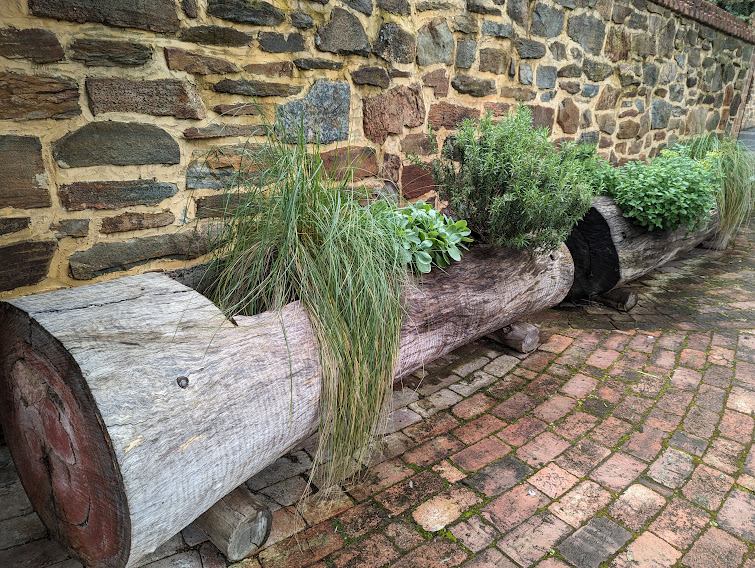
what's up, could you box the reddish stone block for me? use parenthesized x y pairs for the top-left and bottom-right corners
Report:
(539, 334), (574, 354)
(347, 459), (413, 502)
(586, 347), (620, 369)
(622, 426), (666, 461)
(454, 414), (505, 445)
(560, 374), (599, 399)
(556, 439), (611, 477)
(631, 373), (666, 398)
(460, 547), (518, 567)
(656, 332), (685, 351)
(671, 367), (704, 391)
(297, 489), (352, 526)
(703, 438), (745, 475)
(258, 521), (344, 568)
(590, 416), (633, 446)
(727, 386), (755, 414)
(482, 484), (550, 532)
(427, 101), (479, 130)
(668, 430), (708, 457)
(608, 484), (666, 531)
(330, 533), (399, 568)
(462, 454), (533, 497)
(266, 506), (306, 547)
(534, 395), (577, 423)
(558, 517), (631, 568)
(517, 432), (571, 468)
(498, 512), (572, 567)
(336, 502), (389, 539)
(402, 434), (465, 467)
(389, 538), (467, 568)
(703, 365), (733, 388)
(647, 448), (695, 489)
(612, 395), (653, 424)
(400, 163), (436, 199)
(649, 497), (710, 549)
(492, 392), (539, 421)
(695, 384), (727, 413)
(549, 480), (612, 528)
(374, 470), (446, 515)
(384, 520), (424, 551)
(402, 411), (460, 443)
(412, 486), (482, 532)
(452, 393), (498, 420)
(524, 374), (564, 398)
(449, 515), (499, 552)
(553, 411), (598, 440)
(628, 333), (656, 352)
(679, 348), (707, 370)
(611, 531), (681, 568)
(682, 528), (747, 568)
(595, 378), (627, 404)
(717, 488), (755, 542)
(528, 463), (579, 498)
(708, 346), (735, 367)
(499, 417), (548, 447)
(432, 460), (466, 483)
(655, 388), (694, 415)
(648, 348), (676, 370)
(682, 465), (734, 511)
(591, 452), (646, 492)
(451, 436), (511, 472)
(521, 351), (558, 372)
(645, 407), (683, 432)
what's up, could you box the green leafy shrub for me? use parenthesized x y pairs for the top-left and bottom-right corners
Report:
(391, 200), (472, 274)
(607, 147), (720, 231)
(433, 107), (595, 253)
(676, 133), (755, 241)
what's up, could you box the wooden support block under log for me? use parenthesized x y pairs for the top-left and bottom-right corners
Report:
(487, 322), (540, 353)
(596, 288), (638, 312)
(565, 196), (719, 301)
(0, 244), (573, 567)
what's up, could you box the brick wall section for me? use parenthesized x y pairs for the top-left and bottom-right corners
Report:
(0, 0), (752, 298)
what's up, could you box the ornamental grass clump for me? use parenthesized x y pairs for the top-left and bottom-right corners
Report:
(202, 126), (410, 490)
(433, 106), (595, 254)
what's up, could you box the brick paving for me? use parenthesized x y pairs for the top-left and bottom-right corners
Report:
(2, 223), (755, 568)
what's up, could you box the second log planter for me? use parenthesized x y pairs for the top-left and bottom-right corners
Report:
(565, 195), (720, 301)
(0, 243), (573, 568)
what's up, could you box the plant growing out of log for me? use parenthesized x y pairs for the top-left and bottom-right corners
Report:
(432, 106), (595, 253)
(605, 147), (720, 232)
(202, 126), (411, 490)
(677, 133), (755, 241)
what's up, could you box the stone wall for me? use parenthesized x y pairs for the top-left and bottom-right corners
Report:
(0, 0), (753, 298)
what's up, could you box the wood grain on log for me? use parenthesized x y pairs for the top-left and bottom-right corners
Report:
(487, 322), (539, 353)
(0, 244), (573, 567)
(566, 196), (719, 300)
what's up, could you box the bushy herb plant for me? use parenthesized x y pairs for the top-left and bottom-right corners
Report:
(607, 147), (720, 231)
(433, 107), (595, 253)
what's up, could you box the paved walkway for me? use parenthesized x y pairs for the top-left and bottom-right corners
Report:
(2, 222), (755, 568)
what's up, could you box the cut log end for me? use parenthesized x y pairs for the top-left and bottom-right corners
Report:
(597, 288), (638, 312)
(487, 322), (540, 353)
(0, 304), (129, 568)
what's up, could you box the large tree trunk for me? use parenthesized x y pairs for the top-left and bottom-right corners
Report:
(565, 196), (719, 301)
(0, 244), (573, 568)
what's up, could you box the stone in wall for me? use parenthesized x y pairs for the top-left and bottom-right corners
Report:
(345, 0), (374, 15)
(567, 13), (606, 55)
(467, 0), (501, 16)
(29, 0), (180, 32)
(526, 105), (555, 130)
(53, 123), (180, 168)
(291, 12), (314, 29)
(451, 74), (496, 97)
(58, 179), (178, 211)
(531, 3), (564, 38)
(536, 67), (557, 89)
(479, 48), (509, 74)
(428, 101), (480, 129)
(164, 47), (238, 74)
(584, 60), (613, 81)
(604, 28), (630, 62)
(71, 39), (152, 67)
(378, 0), (411, 15)
(616, 120), (640, 138)
(178, 26), (254, 47)
(0, 218), (30, 236)
(51, 219), (89, 238)
(417, 18), (454, 66)
(484, 102), (512, 116)
(456, 39), (477, 69)
(500, 86), (536, 101)
(400, 163), (435, 199)
(596, 113), (616, 134)
(69, 232), (207, 280)
(557, 98), (579, 134)
(213, 103), (261, 116)
(276, 80), (351, 143)
(596, 85), (620, 110)
(294, 58), (344, 70)
(401, 133), (436, 156)
(316, 8), (371, 57)
(214, 78), (303, 97)
(244, 62), (295, 77)
(0, 72), (80, 120)
(195, 194), (241, 219)
(363, 84), (425, 143)
(374, 23), (417, 64)
(519, 63), (533, 85)
(455, 15), (479, 34)
(100, 211), (175, 234)
(422, 68), (450, 97)
(651, 99), (672, 129)
(186, 146), (257, 190)
(0, 135), (50, 209)
(558, 64), (581, 78)
(259, 33), (306, 53)
(183, 124), (266, 139)
(182, 0), (199, 18)
(0, 240), (57, 292)
(514, 39), (546, 59)
(321, 147), (379, 181)
(0, 28), (64, 63)
(86, 78), (205, 119)
(351, 67), (391, 87)
(207, 0), (285, 26)
(507, 0), (527, 26)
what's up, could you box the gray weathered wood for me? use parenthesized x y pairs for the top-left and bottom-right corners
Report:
(0, 243), (573, 567)
(487, 322), (539, 353)
(597, 288), (638, 312)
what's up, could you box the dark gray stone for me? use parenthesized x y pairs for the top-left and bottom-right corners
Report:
(536, 66), (557, 89)
(669, 430), (708, 457)
(481, 20), (513, 37)
(467, 0), (500, 15)
(316, 7), (370, 56)
(559, 80), (580, 94)
(378, 0), (410, 14)
(276, 80), (351, 143)
(178, 26), (253, 46)
(0, 217), (30, 236)
(515, 39), (546, 59)
(100, 211), (175, 234)
(451, 74), (496, 97)
(479, 48), (509, 74)
(519, 63), (533, 85)
(506, 0), (527, 26)
(70, 39), (151, 66)
(29, 0), (179, 32)
(583, 59), (613, 81)
(706, 110), (721, 132)
(626, 11), (647, 29)
(181, 0), (198, 17)
(291, 11), (314, 29)
(58, 179), (178, 210)
(541, 91), (555, 102)
(463, 455), (532, 497)
(344, 0), (373, 14)
(69, 233), (206, 280)
(555, 0), (576, 8)
(631, 32), (655, 57)
(579, 130), (599, 144)
(567, 13), (606, 55)
(0, 240), (57, 292)
(559, 518), (632, 568)
(642, 63), (658, 86)
(258, 32), (305, 53)
(0, 136), (50, 209)
(0, 27), (64, 63)
(531, 3), (564, 38)
(294, 58), (343, 70)
(53, 122), (180, 168)
(611, 3), (632, 23)
(417, 0), (454, 9)
(51, 219), (89, 238)
(207, 0), (285, 25)
(651, 98), (672, 129)
(417, 18), (454, 66)
(558, 64), (582, 78)
(454, 15), (479, 34)
(711, 65), (723, 92)
(374, 22), (416, 64)
(214, 78), (303, 97)
(351, 66), (390, 87)
(550, 41), (567, 60)
(581, 84), (599, 97)
(455, 38), (476, 69)
(596, 112), (616, 134)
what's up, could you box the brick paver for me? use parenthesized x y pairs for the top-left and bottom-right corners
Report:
(3, 224), (755, 568)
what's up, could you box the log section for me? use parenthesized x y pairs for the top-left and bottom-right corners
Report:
(565, 196), (719, 300)
(0, 244), (573, 567)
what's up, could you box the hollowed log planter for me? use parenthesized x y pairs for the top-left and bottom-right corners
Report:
(565, 196), (720, 301)
(0, 244), (573, 568)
